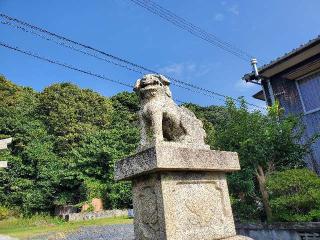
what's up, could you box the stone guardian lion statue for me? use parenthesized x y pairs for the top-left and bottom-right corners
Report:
(134, 74), (209, 150)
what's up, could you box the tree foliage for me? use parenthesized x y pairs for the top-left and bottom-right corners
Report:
(37, 83), (113, 154)
(0, 76), (317, 222)
(267, 168), (320, 222)
(0, 76), (139, 214)
(187, 98), (313, 222)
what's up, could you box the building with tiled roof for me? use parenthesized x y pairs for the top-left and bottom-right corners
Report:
(243, 35), (320, 174)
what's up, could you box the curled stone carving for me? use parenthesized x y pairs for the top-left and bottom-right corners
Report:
(134, 74), (209, 150)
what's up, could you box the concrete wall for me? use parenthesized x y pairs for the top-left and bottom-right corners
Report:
(236, 222), (320, 240)
(67, 209), (130, 221)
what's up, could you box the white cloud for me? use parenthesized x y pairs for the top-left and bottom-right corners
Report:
(228, 4), (240, 16)
(159, 63), (184, 76)
(214, 13), (224, 21)
(235, 79), (256, 92)
(194, 63), (217, 78)
(159, 62), (198, 77)
(159, 63), (193, 84)
(159, 62), (215, 80)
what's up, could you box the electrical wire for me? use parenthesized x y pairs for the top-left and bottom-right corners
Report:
(0, 41), (134, 88)
(0, 41), (209, 105)
(0, 20), (145, 75)
(0, 13), (264, 110)
(129, 0), (262, 63)
(130, 0), (247, 60)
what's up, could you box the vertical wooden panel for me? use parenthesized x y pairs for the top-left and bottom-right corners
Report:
(268, 76), (320, 174)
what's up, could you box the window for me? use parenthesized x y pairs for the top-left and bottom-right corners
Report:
(297, 71), (320, 114)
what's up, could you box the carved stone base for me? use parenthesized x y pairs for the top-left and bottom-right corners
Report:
(115, 145), (249, 240)
(132, 172), (238, 240)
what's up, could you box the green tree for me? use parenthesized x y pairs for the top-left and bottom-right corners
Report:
(2, 81), (71, 213)
(70, 92), (140, 208)
(0, 79), (117, 214)
(0, 75), (43, 153)
(37, 83), (113, 154)
(208, 99), (312, 222)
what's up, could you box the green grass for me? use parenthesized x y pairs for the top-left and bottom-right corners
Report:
(0, 215), (133, 239)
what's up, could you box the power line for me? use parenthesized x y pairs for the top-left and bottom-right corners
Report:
(0, 13), (264, 109)
(0, 41), (211, 105)
(0, 13), (151, 73)
(129, 0), (254, 61)
(0, 41), (134, 88)
(129, 0), (261, 63)
(0, 20), (145, 75)
(0, 20), (226, 102)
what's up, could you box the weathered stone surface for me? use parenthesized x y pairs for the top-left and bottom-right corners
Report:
(161, 172), (236, 240)
(0, 161), (7, 168)
(68, 209), (129, 222)
(0, 138), (12, 169)
(0, 138), (12, 150)
(130, 171), (253, 240)
(115, 143), (240, 181)
(134, 74), (209, 151)
(132, 174), (166, 239)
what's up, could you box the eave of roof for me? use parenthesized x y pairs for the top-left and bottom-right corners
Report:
(243, 35), (320, 81)
(252, 90), (265, 101)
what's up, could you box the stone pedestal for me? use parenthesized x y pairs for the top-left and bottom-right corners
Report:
(115, 143), (252, 240)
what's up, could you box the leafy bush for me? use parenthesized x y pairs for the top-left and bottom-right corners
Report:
(204, 99), (310, 222)
(81, 178), (108, 200)
(0, 206), (10, 220)
(267, 168), (320, 222)
(3, 214), (65, 227)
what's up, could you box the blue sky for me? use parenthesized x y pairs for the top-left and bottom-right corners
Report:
(1, 0), (320, 110)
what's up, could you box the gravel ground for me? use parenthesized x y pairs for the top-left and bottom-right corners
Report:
(1, 224), (134, 240)
(61, 224), (134, 240)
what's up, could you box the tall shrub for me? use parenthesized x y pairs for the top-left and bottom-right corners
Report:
(267, 168), (320, 222)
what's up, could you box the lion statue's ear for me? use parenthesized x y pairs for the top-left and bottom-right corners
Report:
(134, 79), (141, 92)
(159, 75), (170, 86)
(158, 75), (172, 98)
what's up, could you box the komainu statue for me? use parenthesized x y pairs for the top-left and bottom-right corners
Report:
(134, 74), (209, 150)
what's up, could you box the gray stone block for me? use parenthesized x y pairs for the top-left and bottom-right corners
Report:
(132, 172), (237, 240)
(0, 138), (12, 150)
(0, 161), (8, 168)
(115, 143), (240, 181)
(115, 144), (252, 240)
